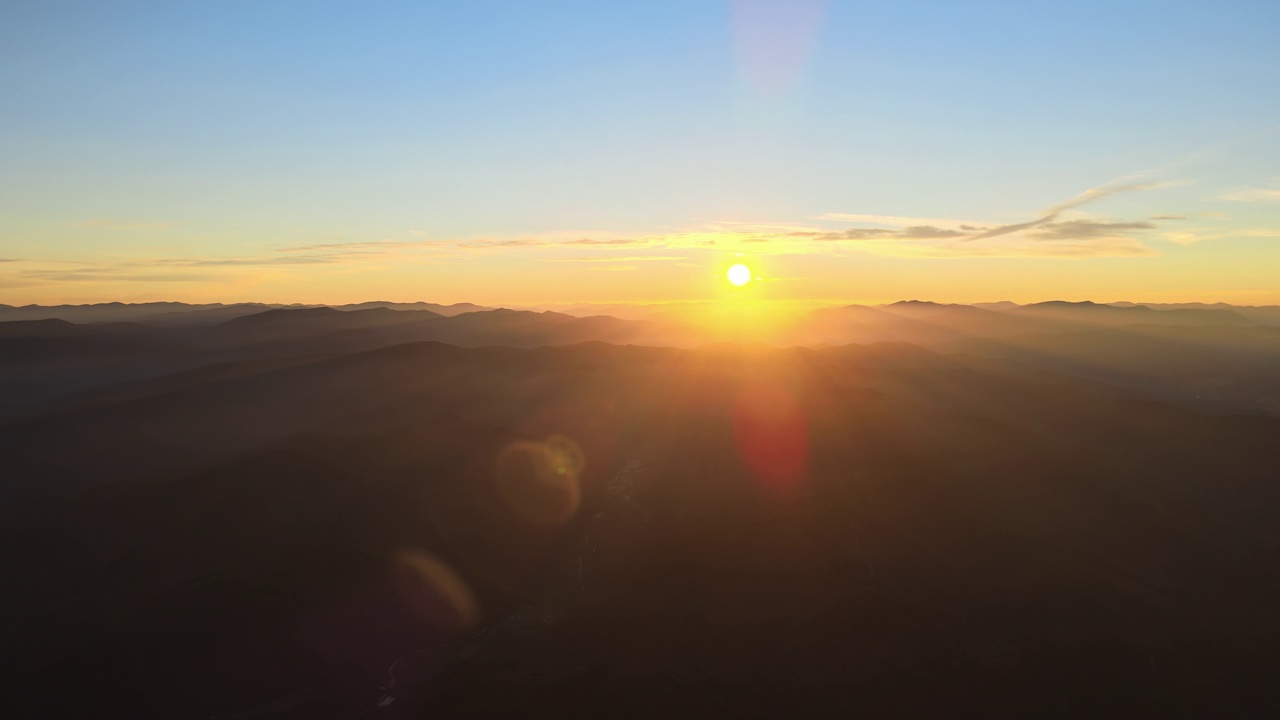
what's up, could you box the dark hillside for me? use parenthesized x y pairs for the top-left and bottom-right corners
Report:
(3, 341), (1280, 717)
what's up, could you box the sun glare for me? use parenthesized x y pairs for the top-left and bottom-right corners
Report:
(727, 263), (752, 287)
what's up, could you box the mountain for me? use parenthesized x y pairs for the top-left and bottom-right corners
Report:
(1110, 302), (1280, 327)
(196, 307), (682, 357)
(944, 323), (1280, 415)
(787, 301), (1267, 366)
(4, 339), (1280, 717)
(0, 307), (685, 423)
(1009, 300), (1253, 327)
(6, 300), (1278, 425)
(0, 300), (495, 326)
(0, 319), (195, 422)
(787, 302), (1057, 346)
(0, 301), (233, 323)
(336, 301), (490, 316)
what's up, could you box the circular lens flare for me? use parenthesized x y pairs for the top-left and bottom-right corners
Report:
(727, 263), (752, 286)
(494, 436), (584, 526)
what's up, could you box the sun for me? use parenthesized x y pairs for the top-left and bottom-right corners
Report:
(727, 263), (752, 287)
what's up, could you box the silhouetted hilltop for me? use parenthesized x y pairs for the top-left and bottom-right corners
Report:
(791, 302), (1053, 345)
(340, 300), (490, 315)
(0, 317), (83, 338)
(945, 323), (1280, 415)
(0, 307), (687, 422)
(7, 299), (1280, 425)
(1013, 300), (1252, 326)
(1111, 302), (1280, 326)
(0, 300), (495, 325)
(0, 301), (244, 324)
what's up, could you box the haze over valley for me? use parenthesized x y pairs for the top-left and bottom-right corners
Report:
(5, 299), (1280, 717)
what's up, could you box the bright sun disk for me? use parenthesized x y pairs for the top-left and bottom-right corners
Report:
(727, 263), (752, 286)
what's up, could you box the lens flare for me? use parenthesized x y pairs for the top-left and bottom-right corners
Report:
(732, 0), (828, 96)
(495, 436), (585, 525)
(733, 381), (810, 490)
(390, 549), (480, 634)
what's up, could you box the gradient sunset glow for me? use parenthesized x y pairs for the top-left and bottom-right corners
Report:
(2, 1), (1279, 308)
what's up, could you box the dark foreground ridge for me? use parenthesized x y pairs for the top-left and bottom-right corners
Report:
(3, 304), (1280, 717)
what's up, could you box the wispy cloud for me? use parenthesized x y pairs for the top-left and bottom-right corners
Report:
(1217, 186), (1280, 202)
(1027, 220), (1156, 240)
(5, 174), (1234, 291)
(563, 237), (651, 246)
(789, 228), (896, 240)
(74, 218), (177, 230)
(158, 255), (352, 267)
(453, 235), (654, 249)
(797, 225), (968, 241)
(792, 215), (1164, 253)
(18, 268), (215, 283)
(541, 255), (688, 263)
(804, 180), (1176, 257)
(964, 181), (1166, 241)
(457, 238), (554, 248)
(818, 213), (968, 228)
(1163, 228), (1280, 246)
(278, 238), (443, 253)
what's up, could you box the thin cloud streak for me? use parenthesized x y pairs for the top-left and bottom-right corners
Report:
(1217, 188), (1280, 202)
(1028, 220), (1156, 240)
(541, 255), (688, 263)
(1, 173), (1242, 292)
(807, 180), (1177, 255)
(964, 181), (1166, 241)
(74, 218), (176, 230)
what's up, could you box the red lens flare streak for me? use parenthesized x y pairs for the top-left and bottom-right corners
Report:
(732, 381), (810, 491)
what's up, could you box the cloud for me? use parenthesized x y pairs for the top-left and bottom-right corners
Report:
(800, 216), (1161, 249)
(2, 238), (441, 285)
(1164, 228), (1280, 246)
(458, 238), (553, 248)
(806, 180), (1178, 257)
(796, 226), (968, 241)
(162, 255), (350, 267)
(18, 268), (215, 283)
(1028, 220), (1156, 240)
(74, 218), (175, 230)
(279, 238), (443, 253)
(8, 176), (1194, 285)
(817, 213), (966, 228)
(454, 235), (660, 249)
(541, 255), (689, 263)
(793, 228), (897, 240)
(964, 181), (1166, 241)
(6, 232), (467, 288)
(563, 237), (650, 246)
(1217, 187), (1280, 202)
(1045, 181), (1168, 216)
(899, 225), (970, 239)
(901, 236), (1157, 259)
(0, 258), (21, 263)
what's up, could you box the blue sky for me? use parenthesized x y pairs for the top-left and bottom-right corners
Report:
(2, 0), (1279, 304)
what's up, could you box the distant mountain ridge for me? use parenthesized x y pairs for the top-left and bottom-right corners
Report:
(5, 298), (1280, 329)
(0, 300), (493, 325)
(6, 298), (1280, 423)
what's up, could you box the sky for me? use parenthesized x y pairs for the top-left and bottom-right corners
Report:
(2, 0), (1279, 307)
